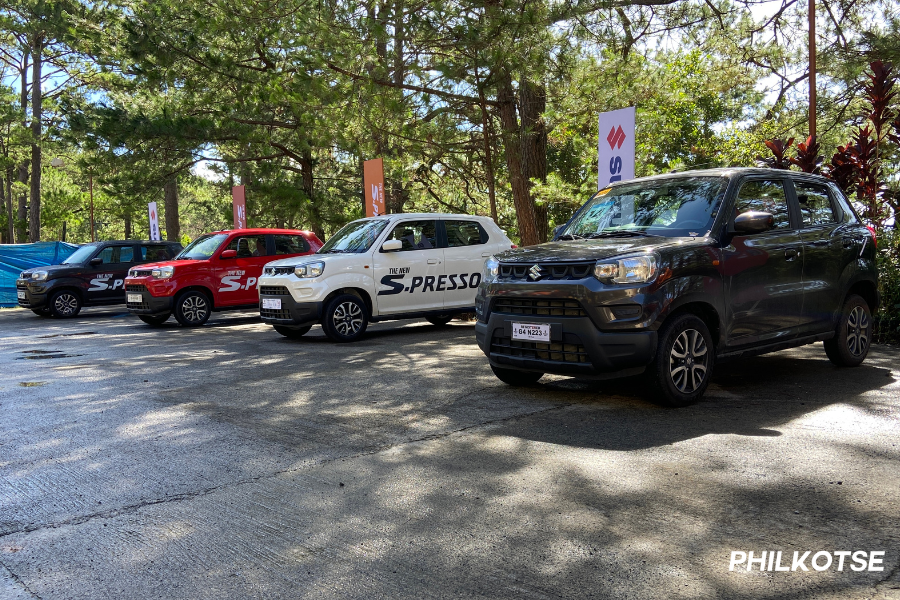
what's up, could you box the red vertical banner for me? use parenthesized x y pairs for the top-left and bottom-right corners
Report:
(232, 185), (247, 229)
(364, 158), (385, 217)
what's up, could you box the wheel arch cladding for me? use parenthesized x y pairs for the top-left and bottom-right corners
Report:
(178, 286), (215, 308)
(325, 287), (372, 317)
(847, 280), (878, 313)
(664, 301), (721, 349)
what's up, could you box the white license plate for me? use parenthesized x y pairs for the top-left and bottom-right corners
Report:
(511, 323), (550, 342)
(127, 293), (143, 303)
(17, 290), (26, 299)
(262, 298), (282, 310)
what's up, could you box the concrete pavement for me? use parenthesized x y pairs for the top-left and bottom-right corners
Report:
(0, 306), (898, 599)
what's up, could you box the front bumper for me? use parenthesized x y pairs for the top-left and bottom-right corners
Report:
(16, 279), (50, 309)
(475, 280), (659, 377)
(124, 283), (174, 315)
(475, 315), (656, 377)
(258, 284), (322, 325)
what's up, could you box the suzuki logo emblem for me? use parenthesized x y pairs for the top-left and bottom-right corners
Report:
(607, 125), (626, 150)
(528, 264), (542, 280)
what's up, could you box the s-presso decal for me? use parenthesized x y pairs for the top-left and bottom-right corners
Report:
(378, 272), (482, 296)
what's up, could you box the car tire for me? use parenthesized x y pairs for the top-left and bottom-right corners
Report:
(321, 294), (368, 342)
(274, 324), (312, 339)
(139, 314), (170, 327)
(48, 290), (82, 318)
(824, 294), (871, 367)
(31, 308), (52, 318)
(426, 314), (453, 326)
(490, 365), (543, 386)
(648, 314), (714, 407)
(173, 291), (211, 327)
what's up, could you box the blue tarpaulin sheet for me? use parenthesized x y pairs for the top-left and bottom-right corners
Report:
(0, 242), (79, 308)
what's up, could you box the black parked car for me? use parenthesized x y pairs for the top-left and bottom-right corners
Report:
(16, 240), (182, 318)
(475, 168), (879, 406)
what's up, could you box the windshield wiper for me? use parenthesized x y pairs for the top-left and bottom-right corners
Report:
(555, 233), (584, 241)
(586, 230), (661, 239)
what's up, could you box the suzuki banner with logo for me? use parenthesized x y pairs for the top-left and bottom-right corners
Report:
(148, 202), (161, 241)
(598, 107), (636, 189)
(232, 185), (247, 229)
(364, 158), (385, 217)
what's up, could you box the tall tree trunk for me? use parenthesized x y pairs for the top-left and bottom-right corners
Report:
(496, 71), (540, 246)
(124, 212), (132, 239)
(0, 175), (6, 243)
(299, 148), (323, 238)
(164, 176), (180, 241)
(28, 34), (43, 242)
(5, 168), (13, 243)
(519, 79), (549, 242)
(478, 80), (498, 223)
(16, 50), (29, 243)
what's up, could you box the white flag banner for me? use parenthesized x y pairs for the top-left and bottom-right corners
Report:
(598, 107), (636, 189)
(148, 202), (161, 241)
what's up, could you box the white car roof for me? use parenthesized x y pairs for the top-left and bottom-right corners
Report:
(356, 213), (496, 223)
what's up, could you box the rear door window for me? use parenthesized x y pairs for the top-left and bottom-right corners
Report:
(796, 182), (838, 226)
(140, 245), (173, 262)
(445, 220), (487, 247)
(272, 234), (310, 255)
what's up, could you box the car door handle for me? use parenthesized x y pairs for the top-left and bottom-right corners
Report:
(842, 237), (856, 248)
(809, 239), (829, 247)
(784, 248), (799, 260)
(427, 259), (439, 264)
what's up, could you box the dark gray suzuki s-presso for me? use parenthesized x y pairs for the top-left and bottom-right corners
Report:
(475, 168), (879, 406)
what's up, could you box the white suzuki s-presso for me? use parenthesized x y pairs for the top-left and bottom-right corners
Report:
(257, 213), (514, 342)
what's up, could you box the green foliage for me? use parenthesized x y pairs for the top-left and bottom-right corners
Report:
(875, 229), (900, 344)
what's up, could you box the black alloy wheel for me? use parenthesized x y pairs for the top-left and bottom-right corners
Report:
(426, 314), (454, 326)
(321, 294), (368, 342)
(274, 324), (312, 339)
(139, 314), (171, 327)
(48, 290), (82, 318)
(173, 291), (211, 327)
(824, 294), (872, 367)
(649, 313), (714, 407)
(490, 365), (544, 386)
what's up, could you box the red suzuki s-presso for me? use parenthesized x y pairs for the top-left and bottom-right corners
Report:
(124, 228), (323, 326)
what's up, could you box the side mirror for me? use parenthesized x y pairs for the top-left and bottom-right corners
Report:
(734, 211), (775, 234)
(220, 249), (237, 259)
(89, 257), (103, 266)
(381, 239), (403, 252)
(551, 225), (565, 241)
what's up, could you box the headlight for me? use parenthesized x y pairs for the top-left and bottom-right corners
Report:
(483, 256), (499, 283)
(594, 255), (658, 284)
(151, 266), (175, 279)
(294, 261), (325, 278)
(31, 271), (49, 281)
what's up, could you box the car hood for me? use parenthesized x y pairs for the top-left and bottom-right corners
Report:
(19, 264), (76, 278)
(496, 236), (713, 262)
(130, 259), (208, 272)
(263, 253), (356, 269)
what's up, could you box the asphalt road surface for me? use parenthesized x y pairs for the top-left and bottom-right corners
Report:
(1, 306), (898, 600)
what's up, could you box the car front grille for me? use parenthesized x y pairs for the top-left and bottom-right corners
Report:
(16, 284), (30, 307)
(259, 286), (289, 296)
(490, 334), (590, 364)
(130, 269), (153, 277)
(260, 307), (293, 320)
(499, 262), (594, 281)
(125, 284), (149, 310)
(263, 266), (295, 276)
(492, 298), (587, 317)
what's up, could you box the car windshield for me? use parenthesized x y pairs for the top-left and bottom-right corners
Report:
(318, 220), (389, 254)
(561, 176), (727, 239)
(61, 245), (98, 264)
(175, 233), (229, 260)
